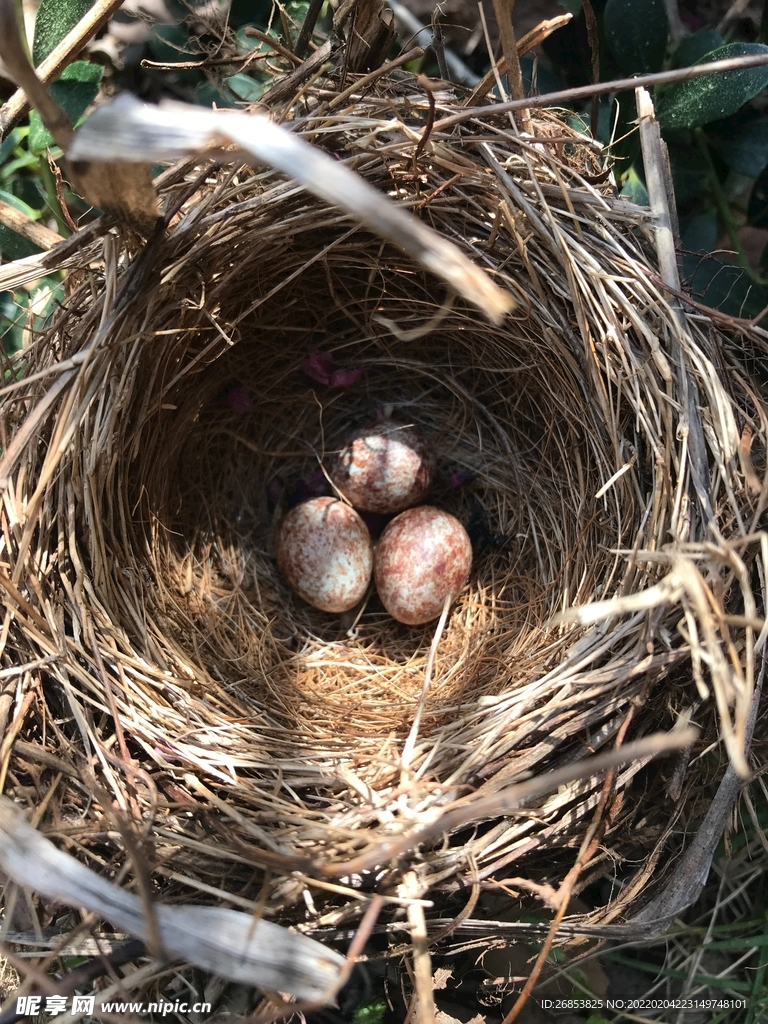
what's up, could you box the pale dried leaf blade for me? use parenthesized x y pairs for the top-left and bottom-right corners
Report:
(67, 95), (514, 322)
(0, 796), (345, 1002)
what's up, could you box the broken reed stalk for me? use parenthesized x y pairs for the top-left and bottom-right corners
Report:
(490, 0), (531, 131)
(466, 13), (573, 106)
(636, 87), (681, 298)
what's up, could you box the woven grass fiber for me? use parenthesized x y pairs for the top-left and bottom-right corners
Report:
(0, 57), (766, 997)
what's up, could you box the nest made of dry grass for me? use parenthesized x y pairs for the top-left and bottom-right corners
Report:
(0, 71), (766, 966)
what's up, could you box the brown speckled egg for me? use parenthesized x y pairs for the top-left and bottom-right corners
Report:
(331, 424), (435, 514)
(374, 506), (472, 625)
(277, 497), (372, 613)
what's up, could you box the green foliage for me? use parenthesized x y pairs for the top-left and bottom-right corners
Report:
(672, 29), (724, 67)
(28, 60), (103, 152)
(32, 0), (94, 65)
(620, 165), (649, 205)
(0, 276), (64, 354)
(657, 43), (768, 130)
(604, 0), (668, 75)
(681, 210), (718, 256)
(351, 999), (386, 1024)
(747, 163), (768, 228)
(712, 116), (768, 177)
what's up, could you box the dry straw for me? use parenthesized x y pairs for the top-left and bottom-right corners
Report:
(0, 6), (767, 1017)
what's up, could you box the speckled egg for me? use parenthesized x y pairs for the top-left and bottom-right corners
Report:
(330, 424), (435, 514)
(276, 497), (373, 613)
(374, 506), (472, 625)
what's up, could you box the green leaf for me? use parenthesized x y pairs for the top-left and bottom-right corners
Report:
(604, 0), (669, 75)
(0, 188), (42, 221)
(712, 116), (768, 178)
(681, 210), (718, 255)
(0, 224), (42, 260)
(0, 151), (43, 179)
(33, 0), (93, 65)
(748, 163), (768, 228)
(10, 177), (46, 212)
(620, 165), (649, 205)
(0, 128), (23, 165)
(673, 30), (724, 68)
(351, 1001), (386, 1024)
(224, 73), (269, 102)
(657, 43), (768, 131)
(0, 291), (25, 354)
(28, 60), (103, 153)
(667, 137), (710, 202)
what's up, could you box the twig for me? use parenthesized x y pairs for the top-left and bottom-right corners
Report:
(413, 74), (438, 168)
(635, 89), (718, 523)
(465, 13), (572, 106)
(0, 0), (74, 149)
(262, 38), (334, 107)
(582, 0), (600, 137)
(717, 0), (752, 34)
(0, 796), (346, 1001)
(633, 656), (764, 928)
(478, 1), (507, 101)
(295, 0), (326, 57)
(430, 6), (449, 82)
(434, 51), (768, 131)
(250, 897), (385, 1024)
(490, 0), (531, 131)
(388, 0), (480, 86)
(327, 45), (424, 110)
(502, 709), (635, 1023)
(0, 0), (124, 138)
(0, 200), (63, 250)
(404, 872), (435, 1024)
(244, 26), (303, 67)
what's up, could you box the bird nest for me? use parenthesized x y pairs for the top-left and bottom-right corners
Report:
(0, 66), (766, 1010)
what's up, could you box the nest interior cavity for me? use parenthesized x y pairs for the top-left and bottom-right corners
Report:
(1, 93), (764, 944)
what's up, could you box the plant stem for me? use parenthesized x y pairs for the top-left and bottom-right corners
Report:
(38, 156), (70, 238)
(694, 129), (760, 283)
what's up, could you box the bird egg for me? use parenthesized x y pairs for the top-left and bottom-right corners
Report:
(374, 506), (472, 624)
(276, 497), (373, 613)
(331, 424), (435, 514)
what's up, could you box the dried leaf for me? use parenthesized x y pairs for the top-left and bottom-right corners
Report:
(0, 797), (345, 1002)
(67, 94), (515, 323)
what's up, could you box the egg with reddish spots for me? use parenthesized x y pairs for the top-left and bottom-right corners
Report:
(277, 497), (372, 613)
(331, 424), (435, 514)
(374, 506), (472, 625)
